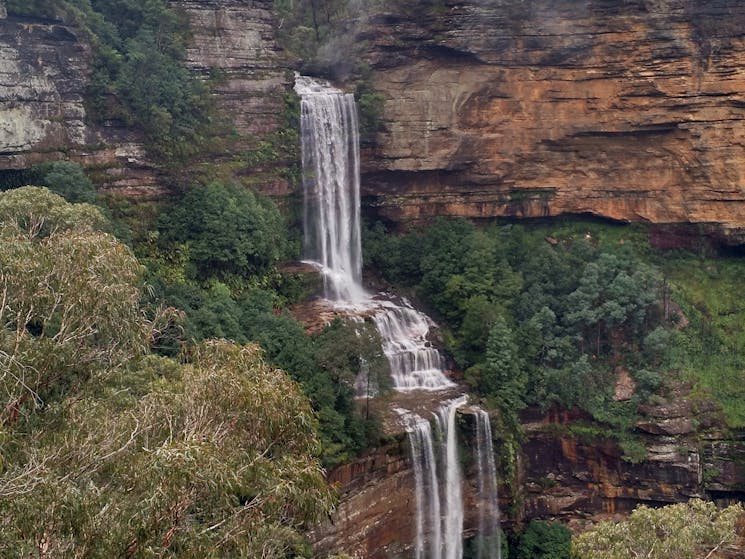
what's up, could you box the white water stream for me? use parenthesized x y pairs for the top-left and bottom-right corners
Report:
(296, 74), (453, 392)
(438, 396), (468, 559)
(475, 409), (502, 559)
(397, 409), (443, 559)
(295, 75), (501, 558)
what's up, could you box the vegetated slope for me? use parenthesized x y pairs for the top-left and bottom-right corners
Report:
(364, 215), (745, 554)
(0, 186), (336, 557)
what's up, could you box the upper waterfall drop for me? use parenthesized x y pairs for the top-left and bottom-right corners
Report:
(295, 74), (454, 392)
(295, 75), (366, 304)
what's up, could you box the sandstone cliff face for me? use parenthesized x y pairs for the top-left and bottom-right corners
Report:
(6, 0), (745, 236)
(0, 16), (87, 161)
(520, 407), (703, 521)
(313, 400), (745, 556)
(311, 439), (416, 559)
(360, 0), (745, 243)
(0, 6), (163, 196)
(174, 0), (293, 196)
(0, 0), (289, 197)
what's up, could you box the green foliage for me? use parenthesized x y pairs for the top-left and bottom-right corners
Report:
(3, 164), (136, 244)
(0, 342), (333, 557)
(0, 187), (146, 420)
(455, 295), (502, 368)
(0, 187), (334, 556)
(0, 185), (109, 236)
(659, 254), (745, 427)
(245, 93), (301, 175)
(356, 77), (385, 145)
(27, 161), (97, 204)
(566, 251), (660, 356)
(365, 218), (666, 432)
(572, 499), (744, 559)
(617, 437), (648, 464)
(9, 0), (212, 163)
(147, 181), (383, 466)
(273, 0), (355, 68)
(148, 279), (384, 466)
(467, 315), (526, 427)
(158, 182), (288, 281)
(6, 0), (58, 17)
(516, 520), (571, 559)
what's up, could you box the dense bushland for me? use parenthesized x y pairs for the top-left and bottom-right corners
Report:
(143, 181), (385, 467)
(366, 219), (662, 434)
(365, 216), (745, 451)
(0, 187), (334, 557)
(6, 163), (386, 468)
(573, 499), (744, 559)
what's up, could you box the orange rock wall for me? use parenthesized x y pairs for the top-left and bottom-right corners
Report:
(361, 0), (745, 242)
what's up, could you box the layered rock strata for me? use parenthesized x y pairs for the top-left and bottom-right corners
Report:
(0, 0), (290, 197)
(359, 0), (745, 243)
(0, 7), (163, 196)
(314, 400), (745, 556)
(173, 0), (293, 196)
(310, 439), (416, 559)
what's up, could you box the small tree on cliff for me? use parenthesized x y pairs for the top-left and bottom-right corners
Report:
(467, 314), (527, 426)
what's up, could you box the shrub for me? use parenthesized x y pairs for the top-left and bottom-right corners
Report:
(573, 499), (744, 559)
(158, 182), (287, 281)
(516, 520), (571, 559)
(27, 161), (97, 203)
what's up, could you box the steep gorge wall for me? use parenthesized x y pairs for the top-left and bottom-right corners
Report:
(358, 0), (745, 243)
(5, 0), (745, 239)
(5, 0), (745, 552)
(0, 4), (161, 195)
(0, 0), (290, 197)
(175, 0), (293, 196)
(312, 403), (745, 556)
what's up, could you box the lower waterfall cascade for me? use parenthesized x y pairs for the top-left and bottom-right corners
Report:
(475, 410), (502, 559)
(438, 396), (468, 559)
(295, 74), (502, 557)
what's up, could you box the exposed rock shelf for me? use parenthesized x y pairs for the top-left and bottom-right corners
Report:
(358, 0), (745, 243)
(0, 0), (291, 197)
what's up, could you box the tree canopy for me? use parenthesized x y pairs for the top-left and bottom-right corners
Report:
(158, 182), (288, 281)
(572, 499), (744, 559)
(0, 187), (144, 420)
(0, 187), (334, 556)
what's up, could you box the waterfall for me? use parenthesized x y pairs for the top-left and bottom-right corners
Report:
(438, 396), (468, 559)
(400, 400), (500, 559)
(295, 74), (453, 392)
(397, 409), (442, 559)
(373, 300), (454, 391)
(397, 396), (466, 559)
(296, 75), (365, 303)
(295, 75), (500, 558)
(475, 410), (502, 559)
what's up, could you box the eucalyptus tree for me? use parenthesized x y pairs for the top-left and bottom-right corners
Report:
(573, 499), (744, 559)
